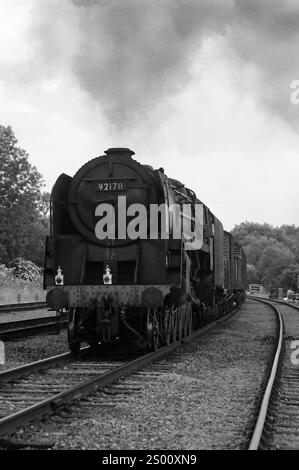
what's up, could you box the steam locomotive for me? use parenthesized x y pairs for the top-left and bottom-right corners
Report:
(44, 148), (246, 352)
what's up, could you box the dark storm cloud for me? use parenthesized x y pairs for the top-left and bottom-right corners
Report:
(5, 0), (298, 128)
(67, 0), (234, 124)
(26, 0), (234, 126)
(229, 0), (299, 123)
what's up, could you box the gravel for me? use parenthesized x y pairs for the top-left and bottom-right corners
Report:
(0, 330), (69, 371)
(8, 298), (277, 449)
(262, 302), (299, 450)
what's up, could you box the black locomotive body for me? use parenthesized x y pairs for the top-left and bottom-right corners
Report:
(44, 148), (246, 352)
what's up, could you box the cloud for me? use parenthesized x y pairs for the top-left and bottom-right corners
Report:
(1, 1), (299, 129)
(7, 0), (236, 127)
(0, 1), (299, 229)
(227, 0), (299, 124)
(27, 0), (299, 129)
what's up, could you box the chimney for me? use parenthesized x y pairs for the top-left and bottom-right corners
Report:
(104, 148), (135, 158)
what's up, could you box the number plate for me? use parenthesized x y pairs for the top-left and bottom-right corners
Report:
(97, 181), (127, 191)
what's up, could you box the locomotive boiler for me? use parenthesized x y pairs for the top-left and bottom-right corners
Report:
(44, 148), (246, 352)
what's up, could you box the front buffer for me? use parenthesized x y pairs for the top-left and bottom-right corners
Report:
(46, 284), (182, 352)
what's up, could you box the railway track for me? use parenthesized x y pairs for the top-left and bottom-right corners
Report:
(248, 297), (299, 450)
(0, 301), (67, 340)
(0, 315), (68, 340)
(0, 307), (240, 442)
(0, 301), (47, 314)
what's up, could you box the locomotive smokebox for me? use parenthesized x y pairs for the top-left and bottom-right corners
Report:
(104, 147), (135, 157)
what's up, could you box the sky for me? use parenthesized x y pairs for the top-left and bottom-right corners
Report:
(0, 0), (299, 230)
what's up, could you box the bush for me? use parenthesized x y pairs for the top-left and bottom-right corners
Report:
(7, 257), (42, 282)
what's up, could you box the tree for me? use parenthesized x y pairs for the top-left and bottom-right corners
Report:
(0, 125), (48, 266)
(38, 191), (51, 217)
(231, 222), (299, 290)
(0, 126), (43, 208)
(257, 244), (295, 289)
(246, 263), (260, 284)
(277, 265), (299, 290)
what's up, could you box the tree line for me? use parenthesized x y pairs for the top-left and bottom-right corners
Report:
(231, 222), (299, 290)
(0, 125), (49, 268)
